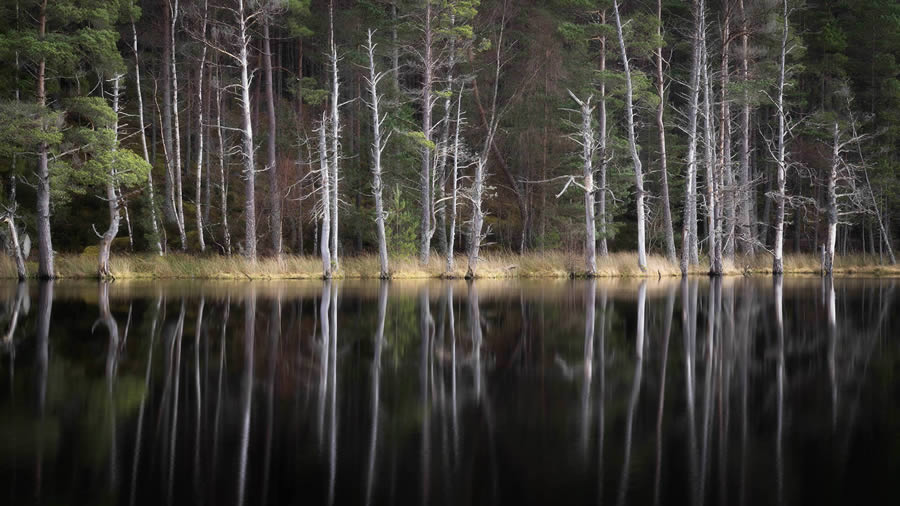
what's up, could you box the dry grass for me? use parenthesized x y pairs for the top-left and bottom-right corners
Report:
(0, 251), (898, 280)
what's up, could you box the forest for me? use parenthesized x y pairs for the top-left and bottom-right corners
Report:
(0, 0), (898, 279)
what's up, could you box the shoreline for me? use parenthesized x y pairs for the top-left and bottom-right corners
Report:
(1, 252), (898, 280)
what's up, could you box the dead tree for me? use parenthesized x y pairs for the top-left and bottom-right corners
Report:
(680, 0), (704, 275)
(364, 30), (390, 279)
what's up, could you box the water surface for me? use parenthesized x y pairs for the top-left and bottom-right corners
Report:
(0, 277), (897, 505)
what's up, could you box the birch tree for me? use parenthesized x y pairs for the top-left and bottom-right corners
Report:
(130, 12), (163, 255)
(567, 91), (598, 275)
(168, 0), (187, 250)
(194, 0), (210, 252)
(612, 0), (648, 272)
(772, 0), (790, 275)
(655, 0), (676, 262)
(364, 30), (390, 279)
(446, 86), (465, 274)
(680, 0), (703, 276)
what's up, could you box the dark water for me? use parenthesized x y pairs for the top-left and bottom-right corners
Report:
(0, 277), (898, 505)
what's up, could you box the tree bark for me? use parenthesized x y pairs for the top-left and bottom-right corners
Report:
(195, 0), (209, 252)
(612, 1), (648, 272)
(702, 24), (722, 276)
(824, 122), (839, 275)
(738, 0), (754, 256)
(169, 0), (187, 250)
(131, 20), (163, 255)
(569, 91), (597, 275)
(215, 64), (232, 255)
(773, 0), (789, 274)
(99, 75), (124, 279)
(656, 0), (677, 262)
(36, 0), (53, 279)
(598, 12), (609, 257)
(328, 3), (340, 269)
(680, 0), (703, 276)
(446, 87), (463, 274)
(264, 18), (281, 258)
(319, 113), (332, 278)
(237, 0), (257, 260)
(419, 0), (435, 264)
(365, 31), (389, 279)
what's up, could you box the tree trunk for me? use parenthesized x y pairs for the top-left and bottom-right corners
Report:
(680, 0), (703, 276)
(702, 25), (722, 276)
(131, 20), (163, 255)
(738, 0), (754, 256)
(598, 14), (609, 257)
(238, 0), (257, 261)
(36, 0), (53, 279)
(170, 0), (187, 250)
(319, 114), (332, 278)
(365, 31), (389, 279)
(162, 0), (176, 224)
(215, 64), (232, 256)
(419, 0), (434, 265)
(435, 18), (457, 259)
(824, 122), (839, 275)
(613, 1), (647, 272)
(720, 7), (736, 260)
(447, 88), (463, 274)
(773, 0), (788, 275)
(569, 92), (597, 275)
(656, 0), (677, 263)
(328, 3), (340, 269)
(195, 0), (209, 252)
(2, 216), (26, 280)
(99, 75), (124, 279)
(264, 19), (281, 258)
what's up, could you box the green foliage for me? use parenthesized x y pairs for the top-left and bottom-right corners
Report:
(385, 184), (418, 256)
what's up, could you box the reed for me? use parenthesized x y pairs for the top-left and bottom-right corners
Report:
(0, 251), (897, 280)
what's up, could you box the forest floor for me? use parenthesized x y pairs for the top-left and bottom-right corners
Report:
(1, 251), (899, 279)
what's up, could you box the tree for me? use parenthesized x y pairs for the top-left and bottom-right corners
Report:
(566, 91), (598, 275)
(364, 30), (391, 279)
(680, 0), (703, 276)
(772, 0), (791, 274)
(612, 0), (647, 272)
(655, 0), (676, 262)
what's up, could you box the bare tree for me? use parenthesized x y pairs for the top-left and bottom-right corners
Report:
(612, 0), (647, 272)
(419, 0), (437, 264)
(98, 75), (124, 279)
(194, 0), (210, 252)
(262, 2), (284, 258)
(328, 2), (341, 269)
(446, 86), (464, 274)
(567, 91), (598, 275)
(680, 0), (704, 276)
(214, 61), (232, 255)
(364, 30), (390, 279)
(772, 0), (790, 274)
(36, 0), (53, 278)
(318, 113), (333, 278)
(737, 0), (754, 256)
(598, 10), (609, 257)
(168, 0), (187, 250)
(130, 14), (163, 255)
(655, 0), (677, 262)
(702, 18), (722, 276)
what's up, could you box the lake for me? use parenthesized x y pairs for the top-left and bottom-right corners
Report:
(0, 277), (897, 505)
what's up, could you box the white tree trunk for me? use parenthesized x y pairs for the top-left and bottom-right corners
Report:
(656, 0), (677, 262)
(738, 0), (754, 256)
(569, 91), (597, 275)
(824, 122), (839, 274)
(169, 0), (187, 250)
(702, 27), (722, 276)
(238, 0), (256, 261)
(329, 4), (340, 270)
(131, 20), (163, 255)
(99, 75), (124, 278)
(446, 87), (463, 274)
(773, 0), (788, 275)
(214, 65), (232, 256)
(365, 30), (389, 279)
(419, 0), (435, 264)
(195, 0), (209, 252)
(263, 18), (281, 258)
(319, 114), (332, 278)
(680, 0), (704, 276)
(612, 1), (647, 272)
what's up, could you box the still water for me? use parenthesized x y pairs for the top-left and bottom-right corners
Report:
(0, 277), (897, 505)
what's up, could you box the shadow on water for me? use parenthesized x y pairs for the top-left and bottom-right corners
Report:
(0, 277), (898, 505)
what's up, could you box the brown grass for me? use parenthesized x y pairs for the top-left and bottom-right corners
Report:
(0, 251), (897, 280)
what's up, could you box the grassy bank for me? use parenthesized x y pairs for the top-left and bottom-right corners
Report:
(0, 251), (897, 280)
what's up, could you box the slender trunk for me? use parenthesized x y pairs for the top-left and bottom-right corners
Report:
(99, 75), (124, 279)
(2, 216), (26, 280)
(436, 19), (457, 259)
(824, 122), (838, 274)
(162, 0), (176, 223)
(238, 0), (257, 260)
(446, 87), (463, 273)
(170, 0), (187, 250)
(365, 31), (389, 279)
(215, 64), (232, 255)
(132, 20), (163, 255)
(702, 25), (722, 276)
(656, 0), (677, 262)
(720, 8), (735, 260)
(738, 0), (754, 256)
(613, 1), (647, 272)
(419, 0), (434, 264)
(773, 0), (789, 274)
(328, 4), (340, 269)
(598, 14), (608, 257)
(570, 92), (597, 275)
(319, 114), (332, 278)
(680, 0), (703, 276)
(36, 0), (53, 278)
(195, 0), (209, 252)
(264, 19), (281, 258)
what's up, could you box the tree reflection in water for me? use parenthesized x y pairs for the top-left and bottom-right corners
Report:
(0, 278), (896, 506)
